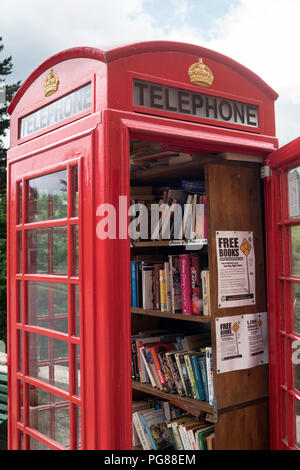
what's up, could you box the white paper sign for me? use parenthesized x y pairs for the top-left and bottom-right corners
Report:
(216, 230), (256, 308)
(216, 312), (268, 374)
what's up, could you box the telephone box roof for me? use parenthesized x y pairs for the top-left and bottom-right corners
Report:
(8, 40), (278, 115)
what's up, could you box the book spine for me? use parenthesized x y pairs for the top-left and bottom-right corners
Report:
(142, 267), (154, 310)
(159, 268), (167, 312)
(191, 255), (201, 315)
(136, 262), (142, 308)
(179, 354), (193, 398)
(201, 270), (211, 317)
(140, 347), (154, 386)
(190, 355), (205, 401)
(180, 255), (193, 315)
(150, 348), (168, 392)
(132, 412), (152, 450)
(164, 262), (172, 312)
(165, 353), (185, 396)
(169, 255), (182, 313)
(185, 354), (199, 400)
(206, 347), (214, 406)
(131, 261), (137, 307)
(198, 356), (209, 402)
(153, 264), (160, 310)
(139, 414), (157, 450)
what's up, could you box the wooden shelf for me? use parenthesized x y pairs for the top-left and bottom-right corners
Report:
(132, 307), (211, 323)
(131, 239), (207, 249)
(132, 380), (213, 414)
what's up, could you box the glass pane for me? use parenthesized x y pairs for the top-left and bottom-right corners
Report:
(293, 283), (300, 334)
(75, 345), (80, 397)
(296, 400), (300, 447)
(75, 405), (81, 450)
(18, 330), (23, 373)
(17, 231), (22, 273)
(74, 285), (80, 337)
(29, 437), (52, 451)
(18, 281), (22, 323)
(28, 388), (70, 448)
(28, 332), (69, 392)
(288, 167), (300, 219)
(18, 431), (24, 450)
(72, 225), (79, 276)
(27, 227), (68, 275)
(27, 170), (67, 223)
(27, 282), (68, 334)
(18, 182), (22, 225)
(291, 226), (300, 277)
(72, 166), (78, 218)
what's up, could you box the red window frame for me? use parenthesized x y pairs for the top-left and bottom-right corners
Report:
(13, 157), (84, 450)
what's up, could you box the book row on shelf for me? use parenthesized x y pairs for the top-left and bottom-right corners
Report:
(132, 330), (214, 405)
(130, 181), (207, 241)
(132, 398), (215, 451)
(131, 253), (210, 316)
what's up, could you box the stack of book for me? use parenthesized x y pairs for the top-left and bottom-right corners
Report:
(131, 331), (214, 405)
(131, 254), (210, 316)
(132, 398), (215, 450)
(130, 182), (207, 242)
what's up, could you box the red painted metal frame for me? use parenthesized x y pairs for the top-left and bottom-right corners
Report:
(7, 41), (282, 450)
(266, 139), (300, 450)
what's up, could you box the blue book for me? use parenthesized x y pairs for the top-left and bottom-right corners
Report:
(190, 354), (205, 401)
(198, 354), (209, 402)
(131, 261), (137, 307)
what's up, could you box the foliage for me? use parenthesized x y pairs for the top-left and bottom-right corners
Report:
(0, 37), (21, 345)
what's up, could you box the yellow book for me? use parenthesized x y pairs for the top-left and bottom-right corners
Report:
(159, 269), (167, 312)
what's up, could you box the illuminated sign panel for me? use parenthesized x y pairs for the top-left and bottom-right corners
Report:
(19, 82), (92, 139)
(133, 79), (259, 128)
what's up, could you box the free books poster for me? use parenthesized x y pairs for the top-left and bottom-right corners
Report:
(215, 312), (268, 374)
(216, 230), (256, 308)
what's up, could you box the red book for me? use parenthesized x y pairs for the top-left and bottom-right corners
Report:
(149, 344), (174, 392)
(179, 254), (193, 315)
(191, 255), (201, 315)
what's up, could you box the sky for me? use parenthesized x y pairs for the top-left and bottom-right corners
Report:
(1, 0), (300, 147)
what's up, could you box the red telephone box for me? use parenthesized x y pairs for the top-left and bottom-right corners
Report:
(6, 41), (300, 450)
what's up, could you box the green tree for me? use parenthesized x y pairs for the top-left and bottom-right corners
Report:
(0, 37), (21, 345)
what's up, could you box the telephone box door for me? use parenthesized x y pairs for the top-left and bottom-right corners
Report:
(267, 137), (300, 450)
(7, 128), (97, 450)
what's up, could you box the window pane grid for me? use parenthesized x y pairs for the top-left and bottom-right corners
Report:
(15, 162), (82, 450)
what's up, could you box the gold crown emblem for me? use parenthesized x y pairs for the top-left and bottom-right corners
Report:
(188, 58), (214, 87)
(44, 68), (59, 97)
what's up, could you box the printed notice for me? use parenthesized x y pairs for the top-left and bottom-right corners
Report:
(216, 231), (255, 308)
(216, 312), (268, 374)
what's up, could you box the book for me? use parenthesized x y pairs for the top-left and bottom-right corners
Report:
(206, 432), (215, 450)
(159, 268), (167, 312)
(164, 261), (172, 312)
(201, 270), (211, 316)
(150, 344), (174, 392)
(132, 410), (152, 450)
(195, 425), (215, 450)
(142, 263), (154, 309)
(179, 254), (193, 314)
(132, 401), (151, 447)
(197, 354), (209, 402)
(184, 354), (198, 400)
(191, 255), (202, 314)
(165, 352), (185, 396)
(206, 347), (214, 406)
(168, 255), (182, 313)
(139, 409), (172, 450)
(153, 264), (160, 310)
(190, 354), (205, 401)
(131, 261), (137, 307)
(175, 352), (194, 398)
